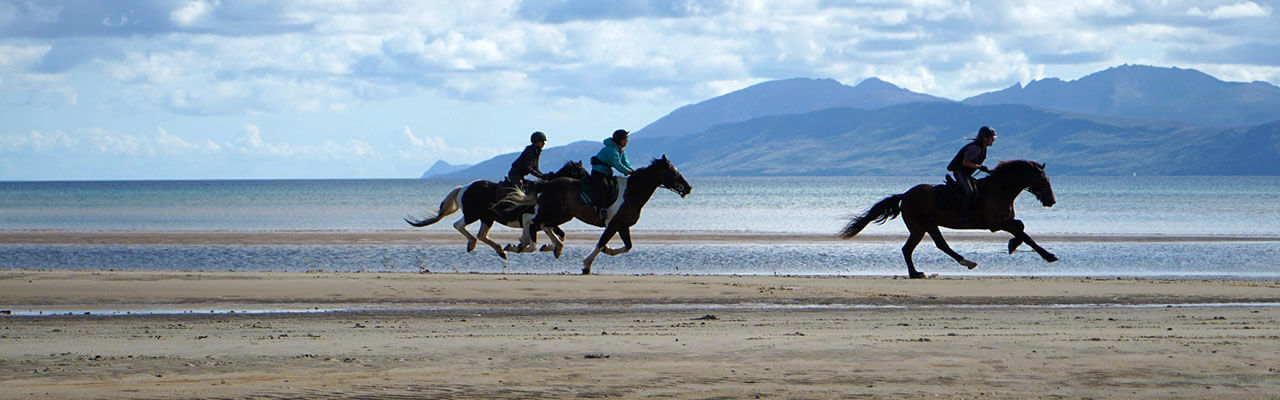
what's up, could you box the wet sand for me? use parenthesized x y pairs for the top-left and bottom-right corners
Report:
(3, 229), (1277, 246)
(2, 270), (1279, 399)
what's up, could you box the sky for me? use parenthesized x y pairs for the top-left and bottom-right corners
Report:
(2, 0), (1278, 180)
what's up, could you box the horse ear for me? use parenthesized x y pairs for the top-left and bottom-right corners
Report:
(661, 154), (668, 161)
(1036, 161), (1046, 170)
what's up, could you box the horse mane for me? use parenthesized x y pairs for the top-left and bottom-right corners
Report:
(991, 160), (1040, 176)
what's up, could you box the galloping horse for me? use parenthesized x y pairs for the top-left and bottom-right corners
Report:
(499, 156), (692, 274)
(839, 160), (1058, 278)
(406, 161), (588, 259)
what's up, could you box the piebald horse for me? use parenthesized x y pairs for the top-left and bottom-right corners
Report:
(406, 161), (588, 259)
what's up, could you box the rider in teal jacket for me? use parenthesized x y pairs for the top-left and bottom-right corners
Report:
(592, 131), (634, 176)
(589, 129), (635, 220)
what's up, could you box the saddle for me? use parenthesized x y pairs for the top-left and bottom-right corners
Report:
(938, 175), (977, 212)
(578, 177), (621, 207)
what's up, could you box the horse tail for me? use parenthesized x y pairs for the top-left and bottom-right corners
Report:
(494, 184), (537, 215)
(405, 185), (464, 227)
(838, 194), (904, 239)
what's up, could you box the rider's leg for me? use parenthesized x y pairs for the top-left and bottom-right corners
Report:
(954, 170), (974, 222)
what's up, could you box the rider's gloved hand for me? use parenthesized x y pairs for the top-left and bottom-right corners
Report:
(978, 165), (991, 173)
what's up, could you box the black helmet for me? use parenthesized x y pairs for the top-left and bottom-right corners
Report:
(612, 129), (629, 142)
(531, 131), (547, 143)
(977, 126), (996, 139)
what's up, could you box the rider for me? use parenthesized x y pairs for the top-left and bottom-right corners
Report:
(589, 129), (635, 221)
(507, 131), (547, 191)
(946, 126), (996, 223)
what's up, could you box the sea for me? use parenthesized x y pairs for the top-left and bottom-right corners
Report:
(2, 176), (1279, 278)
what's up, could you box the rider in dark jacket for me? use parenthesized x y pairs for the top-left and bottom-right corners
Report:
(507, 131), (547, 190)
(946, 126), (996, 222)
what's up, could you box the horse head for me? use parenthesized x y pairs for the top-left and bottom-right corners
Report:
(995, 160), (1054, 207)
(651, 155), (691, 198)
(551, 160), (588, 180)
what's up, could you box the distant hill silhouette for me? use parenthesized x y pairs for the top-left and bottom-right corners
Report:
(418, 160), (471, 178)
(428, 65), (1280, 177)
(964, 65), (1280, 127)
(634, 77), (948, 138)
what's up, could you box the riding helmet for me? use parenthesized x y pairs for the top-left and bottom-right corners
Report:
(531, 131), (547, 143)
(977, 126), (996, 139)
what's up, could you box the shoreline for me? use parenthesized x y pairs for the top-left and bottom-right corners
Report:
(5, 271), (1279, 310)
(3, 229), (1279, 245)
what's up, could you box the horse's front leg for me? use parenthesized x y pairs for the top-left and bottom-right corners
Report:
(583, 225), (619, 274)
(1002, 219), (1057, 262)
(602, 227), (633, 256)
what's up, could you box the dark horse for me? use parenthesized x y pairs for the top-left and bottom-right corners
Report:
(405, 160), (588, 259)
(838, 160), (1058, 278)
(499, 156), (692, 274)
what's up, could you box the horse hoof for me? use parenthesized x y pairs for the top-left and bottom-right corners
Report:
(503, 244), (516, 252)
(498, 252), (507, 260)
(581, 268), (590, 275)
(1008, 238), (1022, 254)
(959, 259), (978, 269)
(909, 271), (927, 279)
(1045, 254), (1059, 263)
(466, 242), (477, 253)
(539, 245), (554, 252)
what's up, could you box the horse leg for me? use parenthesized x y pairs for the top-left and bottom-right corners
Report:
(902, 230), (927, 279)
(543, 226), (566, 253)
(583, 226), (620, 275)
(1008, 237), (1024, 254)
(927, 226), (977, 269)
(602, 227), (633, 256)
(475, 221), (507, 260)
(542, 226), (565, 259)
(1002, 219), (1058, 262)
(453, 218), (478, 253)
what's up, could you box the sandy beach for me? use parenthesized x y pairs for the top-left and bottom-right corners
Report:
(2, 268), (1279, 399)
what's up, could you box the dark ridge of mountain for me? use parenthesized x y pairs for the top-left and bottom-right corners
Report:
(963, 64), (1280, 127)
(633, 77), (949, 138)
(418, 160), (471, 178)
(618, 102), (1276, 176)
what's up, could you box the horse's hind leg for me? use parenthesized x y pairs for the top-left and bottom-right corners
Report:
(542, 226), (566, 259)
(542, 226), (566, 253)
(927, 226), (977, 269)
(475, 221), (507, 259)
(602, 227), (633, 256)
(583, 226), (619, 275)
(902, 229), (926, 279)
(454, 218), (478, 253)
(1002, 219), (1058, 262)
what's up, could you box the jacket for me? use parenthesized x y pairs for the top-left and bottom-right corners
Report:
(591, 138), (634, 175)
(946, 140), (986, 176)
(509, 144), (545, 179)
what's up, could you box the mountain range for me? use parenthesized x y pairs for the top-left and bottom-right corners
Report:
(428, 65), (1280, 178)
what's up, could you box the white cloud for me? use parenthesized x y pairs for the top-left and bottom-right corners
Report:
(398, 125), (517, 163)
(0, 130), (77, 151)
(1187, 2), (1272, 19)
(170, 0), (213, 27)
